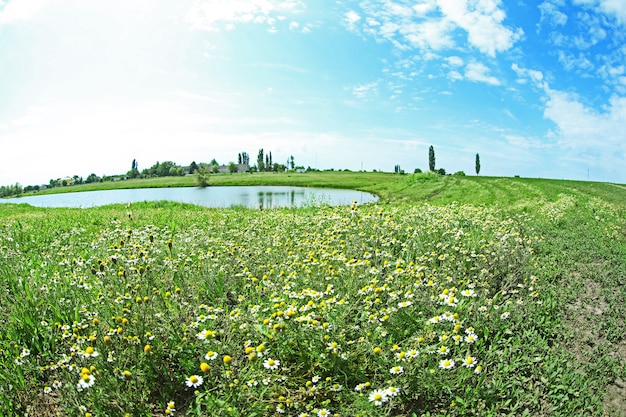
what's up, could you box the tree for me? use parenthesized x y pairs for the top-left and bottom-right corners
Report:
(428, 145), (436, 172)
(228, 162), (238, 173)
(189, 161), (199, 174)
(238, 152), (251, 165)
(290, 155), (295, 170)
(475, 153), (481, 175)
(0, 183), (22, 197)
(211, 164), (219, 174)
(127, 168), (140, 179)
(85, 173), (100, 183)
(273, 163), (287, 172)
(257, 149), (265, 172)
(196, 164), (210, 187)
(169, 166), (185, 176)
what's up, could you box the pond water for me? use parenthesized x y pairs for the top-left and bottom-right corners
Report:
(0, 186), (378, 209)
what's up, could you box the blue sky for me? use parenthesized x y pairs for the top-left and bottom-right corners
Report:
(1, 0), (626, 186)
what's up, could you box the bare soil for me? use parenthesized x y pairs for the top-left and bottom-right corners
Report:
(564, 279), (626, 416)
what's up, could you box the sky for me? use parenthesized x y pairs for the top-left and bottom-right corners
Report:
(1, 0), (626, 186)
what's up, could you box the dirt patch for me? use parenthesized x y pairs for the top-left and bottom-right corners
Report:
(605, 376), (626, 417)
(563, 279), (626, 416)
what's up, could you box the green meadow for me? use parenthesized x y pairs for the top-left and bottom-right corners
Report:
(1, 172), (625, 416)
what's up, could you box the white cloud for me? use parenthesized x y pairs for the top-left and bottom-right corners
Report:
(511, 63), (546, 88)
(413, 2), (436, 15)
(437, 0), (523, 57)
(171, 89), (220, 103)
(544, 90), (626, 148)
(510, 61), (626, 174)
(464, 62), (500, 85)
(388, 2), (414, 18)
(599, 0), (626, 24)
(403, 19), (455, 51)
(575, 0), (626, 25)
(446, 56), (464, 67)
(351, 81), (379, 99)
(505, 134), (553, 149)
(365, 17), (380, 26)
(186, 0), (305, 31)
(538, 87), (626, 178)
(344, 10), (361, 31)
(0, 0), (51, 24)
(547, 3), (612, 56)
(573, 12), (607, 49)
(351, 0), (521, 57)
(539, 1), (568, 27)
(557, 51), (594, 72)
(447, 70), (463, 81)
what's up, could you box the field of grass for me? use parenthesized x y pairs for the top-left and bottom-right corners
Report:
(1, 173), (625, 416)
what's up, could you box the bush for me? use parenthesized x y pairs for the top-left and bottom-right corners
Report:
(453, 171), (466, 176)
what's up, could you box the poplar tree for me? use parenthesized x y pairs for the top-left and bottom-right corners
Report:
(257, 149), (265, 172)
(475, 153), (481, 175)
(428, 146), (436, 172)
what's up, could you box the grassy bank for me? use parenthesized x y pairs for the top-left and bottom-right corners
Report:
(12, 172), (395, 197)
(13, 171), (626, 206)
(1, 174), (625, 416)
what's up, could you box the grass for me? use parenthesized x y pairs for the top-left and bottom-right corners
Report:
(1, 173), (625, 416)
(11, 172), (397, 197)
(14, 171), (625, 205)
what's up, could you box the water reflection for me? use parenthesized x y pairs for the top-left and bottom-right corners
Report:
(1, 186), (378, 209)
(257, 189), (305, 209)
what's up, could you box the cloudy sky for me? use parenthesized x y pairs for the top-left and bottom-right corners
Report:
(1, 0), (626, 186)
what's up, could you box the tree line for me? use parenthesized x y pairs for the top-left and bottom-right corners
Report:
(2, 146), (482, 198)
(393, 146), (481, 177)
(0, 150), (302, 197)
(415, 145), (480, 176)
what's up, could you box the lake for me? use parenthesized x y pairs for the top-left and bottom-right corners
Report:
(0, 186), (379, 209)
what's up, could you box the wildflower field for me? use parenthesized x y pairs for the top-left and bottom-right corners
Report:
(1, 174), (625, 416)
